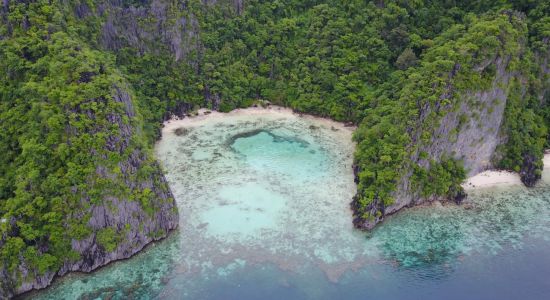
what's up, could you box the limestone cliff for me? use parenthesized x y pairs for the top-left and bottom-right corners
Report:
(1, 1), (548, 298)
(352, 56), (519, 230)
(352, 12), (549, 230)
(0, 2), (179, 295)
(387, 57), (513, 217)
(74, 0), (242, 62)
(95, 0), (201, 62)
(0, 84), (179, 299)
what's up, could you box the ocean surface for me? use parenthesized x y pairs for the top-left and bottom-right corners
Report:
(29, 110), (550, 300)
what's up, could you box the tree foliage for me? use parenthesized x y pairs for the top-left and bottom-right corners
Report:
(0, 0), (549, 291)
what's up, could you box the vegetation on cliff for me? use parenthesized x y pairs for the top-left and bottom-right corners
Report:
(353, 11), (545, 223)
(0, 1), (177, 296)
(0, 0), (549, 296)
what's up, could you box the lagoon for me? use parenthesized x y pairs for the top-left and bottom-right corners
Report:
(30, 108), (550, 300)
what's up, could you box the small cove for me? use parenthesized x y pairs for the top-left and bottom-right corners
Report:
(30, 107), (550, 299)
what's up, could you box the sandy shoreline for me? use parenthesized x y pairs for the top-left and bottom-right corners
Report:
(162, 105), (356, 133)
(463, 154), (550, 190)
(164, 105), (549, 191)
(156, 104), (362, 283)
(462, 170), (523, 189)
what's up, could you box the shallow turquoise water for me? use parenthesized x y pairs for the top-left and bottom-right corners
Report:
(30, 111), (550, 299)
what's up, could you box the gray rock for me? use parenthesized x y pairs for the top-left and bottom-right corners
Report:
(0, 86), (178, 299)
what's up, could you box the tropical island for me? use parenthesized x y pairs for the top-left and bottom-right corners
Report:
(1, 1), (549, 299)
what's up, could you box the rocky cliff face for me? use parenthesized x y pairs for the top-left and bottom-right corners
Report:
(75, 0), (243, 112)
(352, 30), (550, 229)
(1, 1), (547, 297)
(388, 57), (513, 216)
(74, 0), (243, 63)
(352, 56), (517, 230)
(0, 84), (178, 299)
(95, 0), (201, 62)
(536, 38), (550, 136)
(1, 5), (207, 297)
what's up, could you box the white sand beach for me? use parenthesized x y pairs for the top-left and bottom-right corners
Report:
(164, 105), (550, 192)
(463, 154), (550, 190)
(162, 105), (356, 134)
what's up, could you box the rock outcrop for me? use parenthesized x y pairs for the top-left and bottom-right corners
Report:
(388, 57), (513, 217)
(352, 12), (549, 231)
(0, 81), (178, 298)
(353, 55), (530, 230)
(96, 0), (201, 62)
(1, 1), (548, 298)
